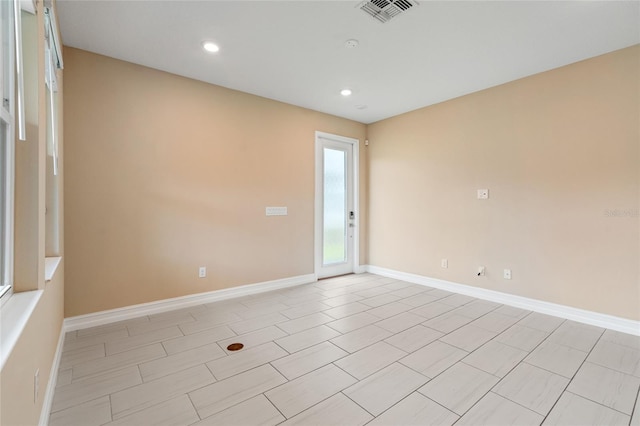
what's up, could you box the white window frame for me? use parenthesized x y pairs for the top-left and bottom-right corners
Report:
(0, 0), (17, 305)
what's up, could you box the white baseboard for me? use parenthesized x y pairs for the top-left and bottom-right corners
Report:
(365, 265), (640, 336)
(64, 273), (317, 332)
(39, 325), (65, 426)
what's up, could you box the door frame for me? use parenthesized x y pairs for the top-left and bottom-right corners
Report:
(314, 131), (360, 279)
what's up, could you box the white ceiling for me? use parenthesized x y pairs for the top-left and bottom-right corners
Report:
(56, 1), (639, 124)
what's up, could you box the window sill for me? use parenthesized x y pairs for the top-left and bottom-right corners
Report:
(0, 289), (43, 370)
(45, 256), (62, 282)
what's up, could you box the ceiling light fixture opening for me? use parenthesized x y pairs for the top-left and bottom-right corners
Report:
(202, 41), (220, 53)
(341, 89), (353, 97)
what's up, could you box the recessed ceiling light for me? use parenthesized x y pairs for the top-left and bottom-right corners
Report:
(202, 41), (220, 53)
(340, 89), (352, 97)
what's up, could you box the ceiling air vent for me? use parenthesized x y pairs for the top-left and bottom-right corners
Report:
(357, 0), (419, 23)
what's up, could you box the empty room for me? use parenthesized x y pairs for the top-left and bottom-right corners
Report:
(0, 1), (639, 425)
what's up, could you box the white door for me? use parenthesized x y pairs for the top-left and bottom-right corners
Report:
(315, 132), (358, 279)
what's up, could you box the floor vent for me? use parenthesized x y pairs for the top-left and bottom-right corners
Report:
(357, 0), (419, 23)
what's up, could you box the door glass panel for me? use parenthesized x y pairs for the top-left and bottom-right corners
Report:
(323, 147), (346, 265)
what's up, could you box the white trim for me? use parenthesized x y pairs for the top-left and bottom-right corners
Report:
(365, 265), (640, 336)
(44, 256), (61, 282)
(314, 131), (360, 279)
(0, 290), (43, 369)
(39, 325), (64, 426)
(64, 273), (317, 332)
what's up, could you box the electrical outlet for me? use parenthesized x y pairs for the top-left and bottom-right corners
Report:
(34, 369), (39, 403)
(198, 267), (206, 278)
(477, 189), (489, 199)
(441, 259), (448, 268)
(504, 269), (512, 280)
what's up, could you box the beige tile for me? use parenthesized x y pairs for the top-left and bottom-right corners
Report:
(331, 325), (393, 353)
(367, 302), (413, 319)
(180, 311), (241, 335)
(344, 362), (428, 416)
(588, 339), (640, 377)
(462, 340), (528, 377)
(632, 390), (640, 425)
(63, 329), (130, 353)
(453, 300), (501, 319)
(162, 325), (235, 355)
(326, 312), (379, 333)
(75, 317), (148, 338)
(322, 294), (364, 308)
(355, 286), (393, 298)
(525, 340), (588, 378)
(218, 325), (287, 353)
(389, 285), (429, 298)
(148, 305), (206, 321)
(384, 324), (443, 353)
(139, 342), (226, 381)
(517, 312), (564, 332)
(456, 392), (543, 426)
(543, 391), (631, 426)
(419, 362), (499, 415)
(228, 312), (289, 334)
(471, 312), (519, 333)
(235, 303), (290, 320)
(547, 321), (604, 352)
(400, 340), (467, 378)
(493, 305), (531, 319)
(271, 341), (348, 380)
(105, 395), (199, 426)
(324, 302), (371, 319)
(276, 312), (334, 334)
(423, 312), (474, 334)
(568, 362), (640, 415)
(368, 392), (458, 426)
(279, 393), (373, 426)
(56, 368), (72, 387)
(399, 293), (441, 308)
(425, 289), (455, 299)
(410, 302), (455, 319)
(439, 294), (476, 307)
(276, 325), (341, 353)
(73, 343), (166, 380)
(495, 324), (549, 351)
(336, 341), (407, 380)
(127, 313), (195, 336)
(266, 364), (356, 418)
(601, 329), (640, 350)
(280, 301), (332, 319)
(207, 342), (287, 380)
(375, 312), (426, 333)
(49, 396), (112, 426)
(59, 343), (106, 370)
(189, 364), (286, 419)
(439, 324), (497, 352)
(106, 326), (183, 355)
(360, 293), (402, 307)
(193, 395), (284, 426)
(51, 366), (142, 413)
(111, 364), (215, 419)
(494, 363), (569, 415)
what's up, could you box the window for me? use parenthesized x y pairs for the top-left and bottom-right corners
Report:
(0, 0), (15, 302)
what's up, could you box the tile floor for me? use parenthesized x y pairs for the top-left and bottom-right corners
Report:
(49, 273), (640, 426)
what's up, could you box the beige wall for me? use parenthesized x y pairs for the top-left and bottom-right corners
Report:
(63, 48), (367, 317)
(368, 45), (639, 320)
(0, 269), (65, 425)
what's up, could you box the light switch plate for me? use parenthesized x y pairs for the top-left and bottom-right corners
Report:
(266, 207), (288, 216)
